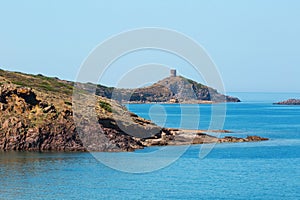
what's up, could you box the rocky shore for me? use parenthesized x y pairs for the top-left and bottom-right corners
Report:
(141, 129), (268, 146)
(274, 99), (300, 105)
(0, 69), (267, 152)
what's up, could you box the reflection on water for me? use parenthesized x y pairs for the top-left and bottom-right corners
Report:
(0, 152), (96, 200)
(0, 152), (91, 175)
(1, 145), (300, 200)
(1, 101), (300, 199)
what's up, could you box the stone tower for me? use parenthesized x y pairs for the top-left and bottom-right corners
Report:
(170, 69), (176, 77)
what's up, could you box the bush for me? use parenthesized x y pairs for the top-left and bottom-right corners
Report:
(99, 100), (112, 112)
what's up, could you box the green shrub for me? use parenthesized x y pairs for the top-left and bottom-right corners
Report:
(11, 80), (27, 86)
(64, 101), (72, 106)
(99, 100), (112, 112)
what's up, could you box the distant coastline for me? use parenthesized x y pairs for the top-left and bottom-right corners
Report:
(124, 100), (218, 104)
(95, 69), (241, 104)
(274, 99), (300, 105)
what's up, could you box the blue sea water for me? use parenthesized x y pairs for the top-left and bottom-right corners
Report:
(1, 93), (300, 199)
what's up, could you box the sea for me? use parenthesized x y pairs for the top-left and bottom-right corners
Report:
(0, 92), (299, 199)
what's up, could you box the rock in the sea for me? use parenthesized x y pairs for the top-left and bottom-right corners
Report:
(245, 135), (268, 142)
(226, 96), (241, 102)
(141, 129), (269, 146)
(218, 135), (268, 143)
(274, 99), (300, 105)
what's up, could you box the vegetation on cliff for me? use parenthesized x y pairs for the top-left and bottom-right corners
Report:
(95, 75), (241, 103)
(0, 69), (263, 152)
(0, 69), (156, 151)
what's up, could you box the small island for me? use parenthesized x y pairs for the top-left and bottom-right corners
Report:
(274, 99), (300, 105)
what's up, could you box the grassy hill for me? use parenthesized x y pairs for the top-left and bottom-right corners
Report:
(0, 69), (160, 152)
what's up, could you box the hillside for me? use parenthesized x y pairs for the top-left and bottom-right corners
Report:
(0, 67), (239, 104)
(96, 75), (240, 103)
(0, 69), (160, 151)
(130, 76), (240, 103)
(0, 69), (263, 152)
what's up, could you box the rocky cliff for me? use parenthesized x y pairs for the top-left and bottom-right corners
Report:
(0, 69), (264, 152)
(0, 69), (156, 151)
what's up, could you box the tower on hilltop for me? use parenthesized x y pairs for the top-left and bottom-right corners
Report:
(170, 69), (176, 77)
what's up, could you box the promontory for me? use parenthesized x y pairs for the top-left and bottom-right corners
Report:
(0, 69), (267, 152)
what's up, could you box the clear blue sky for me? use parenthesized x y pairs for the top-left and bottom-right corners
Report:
(1, 0), (300, 92)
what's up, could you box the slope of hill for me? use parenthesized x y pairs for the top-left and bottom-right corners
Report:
(95, 75), (240, 103)
(0, 69), (256, 152)
(0, 69), (159, 151)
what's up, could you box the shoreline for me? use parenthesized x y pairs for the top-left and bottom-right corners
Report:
(0, 69), (264, 153)
(123, 100), (232, 104)
(139, 128), (268, 148)
(0, 129), (269, 153)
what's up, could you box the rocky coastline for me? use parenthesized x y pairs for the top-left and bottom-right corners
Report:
(141, 128), (268, 147)
(0, 69), (267, 152)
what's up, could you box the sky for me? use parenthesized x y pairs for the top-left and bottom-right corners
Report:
(1, 0), (300, 92)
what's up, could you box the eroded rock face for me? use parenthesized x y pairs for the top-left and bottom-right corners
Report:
(0, 101), (84, 151)
(0, 84), (38, 105)
(0, 83), (149, 152)
(1, 84), (177, 151)
(0, 84), (38, 115)
(0, 82), (266, 152)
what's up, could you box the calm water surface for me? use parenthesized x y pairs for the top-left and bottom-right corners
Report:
(0, 93), (299, 199)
